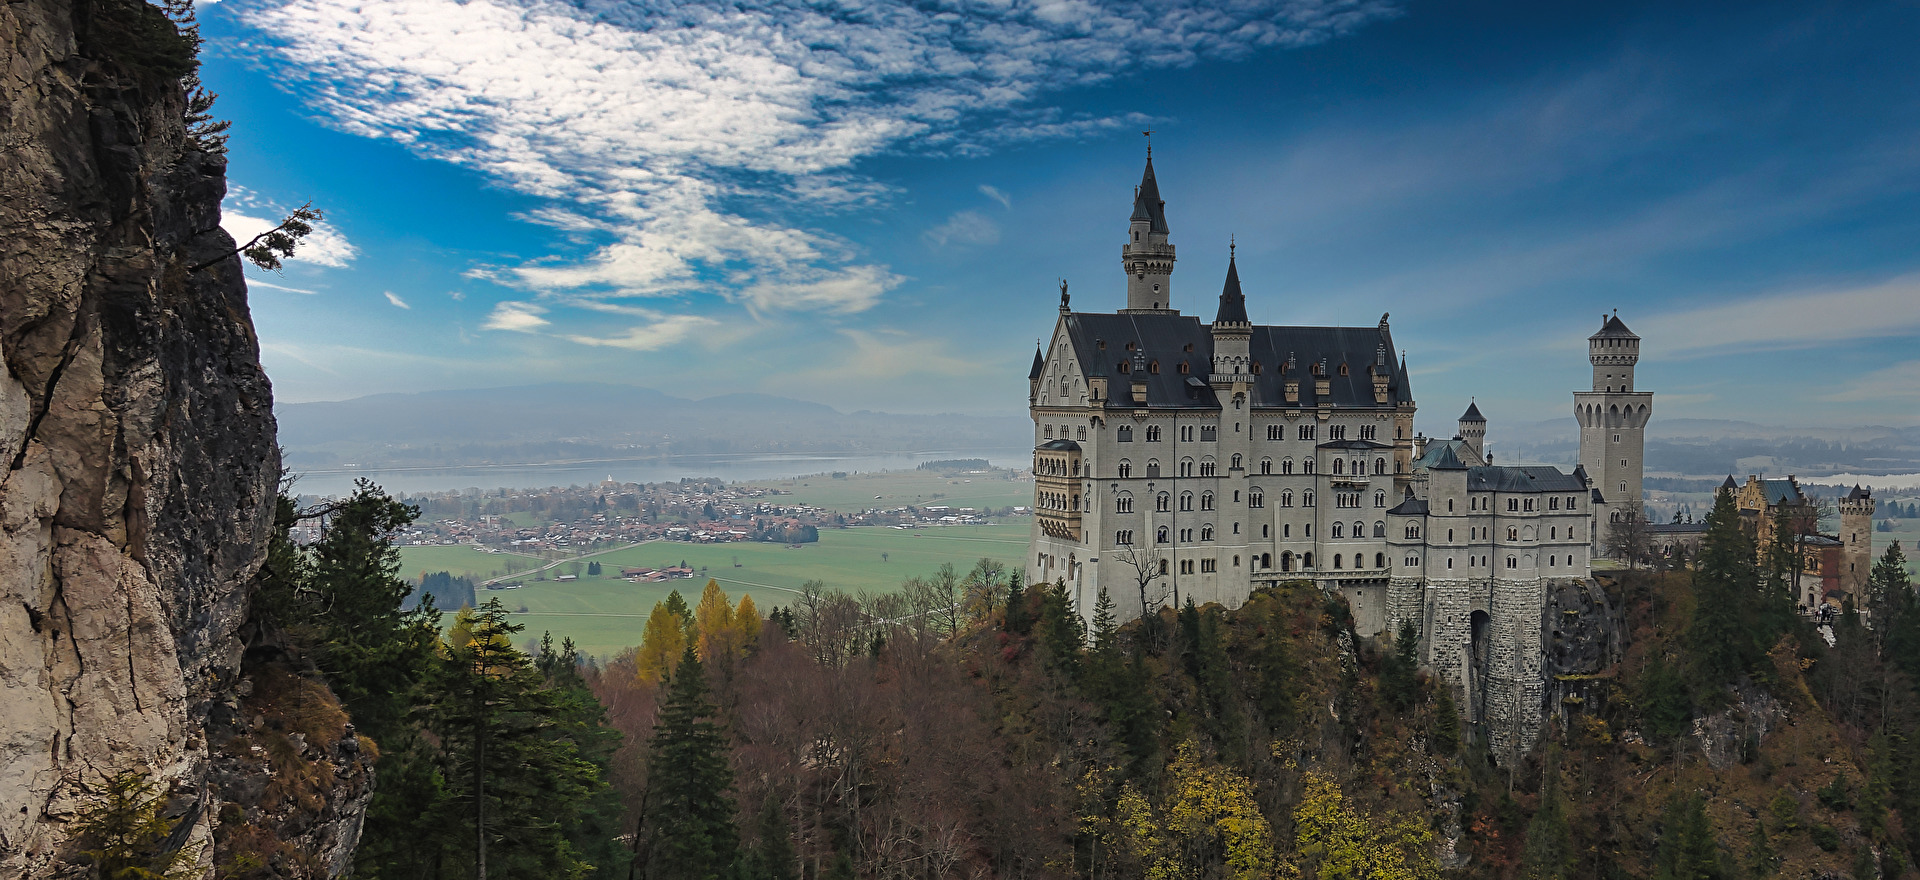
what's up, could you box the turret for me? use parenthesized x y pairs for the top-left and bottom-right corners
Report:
(1029, 345), (1045, 401)
(1575, 311), (1653, 556)
(1210, 246), (1250, 380)
(1458, 401), (1486, 459)
(1840, 485), (1876, 597)
(1589, 311), (1641, 392)
(1121, 153), (1177, 312)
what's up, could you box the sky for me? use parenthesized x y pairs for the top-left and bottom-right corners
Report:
(197, 0), (1920, 433)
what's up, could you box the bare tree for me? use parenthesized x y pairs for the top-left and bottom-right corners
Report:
(960, 557), (1007, 623)
(1604, 501), (1654, 569)
(1112, 542), (1171, 636)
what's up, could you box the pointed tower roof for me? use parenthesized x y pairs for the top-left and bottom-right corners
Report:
(1591, 312), (1638, 339)
(1129, 158), (1170, 235)
(1720, 475), (1738, 491)
(1029, 346), (1045, 380)
(1214, 250), (1248, 326)
(1460, 401), (1485, 423)
(1427, 443), (1468, 470)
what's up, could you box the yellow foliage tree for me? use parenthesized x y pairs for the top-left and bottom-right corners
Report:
(733, 593), (762, 653)
(1291, 771), (1439, 880)
(695, 579), (735, 661)
(636, 601), (687, 685)
(1108, 740), (1275, 880)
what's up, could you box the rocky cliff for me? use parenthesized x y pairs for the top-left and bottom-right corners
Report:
(1, 1), (363, 875)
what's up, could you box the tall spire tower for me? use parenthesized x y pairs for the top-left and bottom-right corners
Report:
(1122, 140), (1177, 313)
(1574, 312), (1652, 553)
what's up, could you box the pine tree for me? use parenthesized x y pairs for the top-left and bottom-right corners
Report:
(1004, 573), (1032, 635)
(1036, 579), (1083, 677)
(1522, 749), (1575, 880)
(1687, 490), (1760, 689)
(1381, 620), (1421, 712)
(738, 795), (797, 880)
(1760, 507), (1801, 642)
(1652, 794), (1725, 880)
(642, 647), (738, 880)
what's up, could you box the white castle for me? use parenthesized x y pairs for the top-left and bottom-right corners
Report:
(1026, 154), (1649, 755)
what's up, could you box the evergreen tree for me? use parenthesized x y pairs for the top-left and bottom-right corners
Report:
(641, 647), (738, 880)
(1687, 490), (1760, 689)
(1381, 620), (1421, 712)
(1652, 794), (1726, 880)
(1251, 603), (1297, 733)
(737, 795), (797, 880)
(665, 590), (695, 640)
(1004, 573), (1032, 635)
(1638, 653), (1693, 744)
(1759, 507), (1801, 644)
(1522, 750), (1575, 880)
(1036, 579), (1083, 677)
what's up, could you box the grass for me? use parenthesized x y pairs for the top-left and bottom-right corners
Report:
(435, 522), (1031, 660)
(747, 469), (1030, 514)
(397, 544), (546, 582)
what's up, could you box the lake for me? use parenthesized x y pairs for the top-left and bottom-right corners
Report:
(290, 447), (1036, 496)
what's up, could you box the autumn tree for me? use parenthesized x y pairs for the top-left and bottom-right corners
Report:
(636, 601), (688, 685)
(1112, 741), (1275, 880)
(1291, 770), (1440, 880)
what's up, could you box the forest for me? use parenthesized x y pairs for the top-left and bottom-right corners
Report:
(164, 481), (1920, 880)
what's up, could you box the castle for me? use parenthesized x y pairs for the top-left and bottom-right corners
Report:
(1025, 154), (1652, 756)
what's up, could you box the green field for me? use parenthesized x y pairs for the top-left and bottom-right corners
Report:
(748, 470), (1030, 514)
(397, 544), (547, 582)
(405, 522), (1031, 659)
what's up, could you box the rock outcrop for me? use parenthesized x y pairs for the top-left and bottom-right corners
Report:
(1, 2), (361, 875)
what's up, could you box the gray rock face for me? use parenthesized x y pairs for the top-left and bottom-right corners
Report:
(0, 2), (355, 875)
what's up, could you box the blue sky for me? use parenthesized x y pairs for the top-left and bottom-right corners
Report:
(199, 0), (1920, 432)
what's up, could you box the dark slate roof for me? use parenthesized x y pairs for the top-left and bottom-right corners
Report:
(1059, 311), (1410, 410)
(1591, 314), (1637, 339)
(1721, 475), (1739, 491)
(1215, 256), (1249, 325)
(1803, 534), (1843, 548)
(1037, 438), (1081, 452)
(1317, 439), (1395, 451)
(1130, 158), (1170, 234)
(1387, 496), (1429, 516)
(1759, 478), (1805, 506)
(1029, 347), (1045, 380)
(1413, 438), (1476, 470)
(1460, 401), (1485, 423)
(1648, 522), (1709, 535)
(1466, 465), (1589, 493)
(1848, 484), (1872, 500)
(1425, 444), (1467, 470)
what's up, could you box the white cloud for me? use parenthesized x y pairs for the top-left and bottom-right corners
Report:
(384, 291), (411, 309)
(223, 210), (358, 269)
(228, 0), (1399, 329)
(979, 184), (1012, 209)
(1834, 359), (1920, 407)
(246, 277), (318, 294)
(1634, 273), (1920, 357)
(562, 314), (720, 351)
(923, 210), (1002, 248)
(483, 301), (551, 332)
(448, 290), (466, 301)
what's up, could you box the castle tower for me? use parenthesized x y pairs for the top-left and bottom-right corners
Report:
(1210, 246), (1251, 376)
(1458, 401), (1486, 460)
(1121, 152), (1177, 313)
(1574, 313), (1653, 553)
(1840, 485), (1876, 599)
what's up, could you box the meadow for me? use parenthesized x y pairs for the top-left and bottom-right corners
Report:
(402, 521), (1031, 659)
(750, 469), (1030, 513)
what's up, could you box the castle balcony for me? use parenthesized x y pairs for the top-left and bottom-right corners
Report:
(1329, 475), (1371, 487)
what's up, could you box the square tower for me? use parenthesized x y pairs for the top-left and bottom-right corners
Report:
(1574, 313), (1652, 555)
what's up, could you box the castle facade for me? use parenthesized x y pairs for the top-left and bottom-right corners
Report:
(1026, 155), (1651, 756)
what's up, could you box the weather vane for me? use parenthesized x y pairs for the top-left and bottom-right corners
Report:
(1143, 129), (1154, 157)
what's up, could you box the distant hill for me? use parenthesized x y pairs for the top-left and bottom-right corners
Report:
(1484, 417), (1920, 479)
(276, 383), (1029, 470)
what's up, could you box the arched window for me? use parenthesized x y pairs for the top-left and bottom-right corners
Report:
(1115, 530), (1133, 545)
(1352, 521), (1364, 537)
(1333, 554), (1343, 569)
(1146, 425), (1161, 442)
(1375, 552), (1386, 568)
(1249, 489), (1265, 509)
(1373, 521), (1386, 537)
(1333, 458), (1345, 475)
(1304, 458), (1316, 474)
(1281, 551), (1294, 571)
(1200, 492), (1215, 511)
(1405, 524), (1420, 539)
(1374, 490), (1387, 508)
(1115, 494), (1133, 513)
(1180, 492), (1194, 511)
(1303, 490), (1316, 507)
(1280, 490), (1294, 507)
(1200, 459), (1216, 477)
(1160, 559), (1170, 574)
(1146, 459), (1160, 477)
(1282, 457), (1295, 475)
(1375, 457), (1387, 475)
(1157, 525), (1170, 543)
(1332, 522), (1344, 538)
(1117, 425), (1132, 442)
(1156, 492), (1171, 512)
(1180, 458), (1194, 477)
(1303, 552), (1315, 568)
(1201, 524), (1214, 541)
(1260, 457), (1273, 475)
(1354, 554), (1364, 569)
(1232, 555), (1240, 567)
(1230, 454), (1242, 469)
(1118, 459), (1132, 478)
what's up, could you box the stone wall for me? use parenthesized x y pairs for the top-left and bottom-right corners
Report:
(0, 2), (363, 875)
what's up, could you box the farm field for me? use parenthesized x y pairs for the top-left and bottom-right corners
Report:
(412, 522), (1032, 659)
(744, 469), (1030, 514)
(396, 543), (546, 581)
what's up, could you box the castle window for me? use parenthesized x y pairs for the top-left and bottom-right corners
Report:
(1282, 457), (1294, 475)
(1231, 454), (1242, 469)
(1376, 552), (1387, 568)
(1338, 363), (1349, 376)
(1146, 459), (1160, 477)
(1507, 556), (1518, 569)
(1160, 559), (1170, 574)
(1304, 491), (1316, 507)
(1180, 459), (1194, 477)
(1333, 554), (1343, 569)
(1280, 490), (1294, 507)
(1405, 524), (1421, 539)
(1549, 497), (1560, 510)
(1116, 494), (1133, 513)
(1181, 425), (1194, 442)
(1233, 522), (1240, 534)
(1118, 426), (1133, 442)
(1201, 426), (1217, 441)
(1250, 489), (1265, 509)
(1200, 460), (1217, 477)
(1181, 528), (1193, 542)
(1115, 530), (1133, 545)
(1178, 361), (1190, 374)
(1448, 529), (1454, 541)
(1375, 490), (1387, 508)
(1549, 555), (1556, 566)
(1146, 425), (1162, 442)
(1447, 557), (1453, 569)
(1360, 424), (1376, 440)
(1508, 526), (1518, 541)
(1406, 555), (1419, 567)
(1334, 459), (1345, 475)
(1118, 460), (1132, 478)
(1332, 522), (1344, 538)
(1447, 499), (1454, 513)
(1268, 425), (1283, 440)
(1076, 427), (1086, 440)
(1299, 424), (1316, 440)
(1304, 458), (1316, 474)
(1329, 425), (1346, 440)
(1374, 521), (1386, 537)
(1375, 458), (1387, 475)
(1261, 458), (1273, 475)
(1180, 492), (1193, 511)
(1508, 498), (1519, 512)
(1181, 560), (1194, 574)
(1354, 554), (1364, 569)
(1201, 492), (1215, 511)
(1149, 360), (1160, 374)
(1044, 426), (1053, 439)
(1303, 552), (1315, 568)
(1157, 493), (1170, 512)
(1524, 498), (1535, 512)
(1353, 520), (1364, 537)
(1201, 525), (1214, 541)
(1550, 526), (1557, 539)
(1157, 526), (1169, 543)
(1201, 558), (1216, 573)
